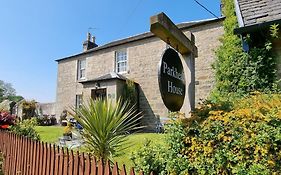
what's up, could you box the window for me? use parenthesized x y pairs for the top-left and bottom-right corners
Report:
(115, 50), (127, 73)
(76, 95), (83, 109)
(77, 59), (86, 80)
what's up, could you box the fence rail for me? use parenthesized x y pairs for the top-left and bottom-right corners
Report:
(0, 131), (150, 175)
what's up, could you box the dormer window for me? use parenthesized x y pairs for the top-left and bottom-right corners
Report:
(77, 59), (86, 80)
(115, 50), (127, 73)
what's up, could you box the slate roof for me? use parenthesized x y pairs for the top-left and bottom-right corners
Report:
(56, 17), (224, 62)
(79, 72), (128, 84)
(234, 0), (281, 33)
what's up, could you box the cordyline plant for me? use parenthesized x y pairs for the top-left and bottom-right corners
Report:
(69, 98), (142, 162)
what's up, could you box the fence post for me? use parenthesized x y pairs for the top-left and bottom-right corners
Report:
(26, 137), (32, 174)
(112, 162), (119, 175)
(79, 152), (85, 175)
(9, 133), (15, 175)
(104, 160), (111, 175)
(4, 132), (11, 174)
(68, 149), (74, 175)
(84, 153), (91, 175)
(31, 141), (37, 175)
(91, 157), (97, 175)
(73, 151), (80, 175)
(46, 143), (51, 175)
(98, 159), (104, 175)
(58, 147), (64, 175)
(120, 164), (127, 175)
(130, 167), (136, 175)
(54, 145), (60, 175)
(63, 147), (69, 175)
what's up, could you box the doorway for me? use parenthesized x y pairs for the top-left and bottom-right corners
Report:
(91, 88), (107, 100)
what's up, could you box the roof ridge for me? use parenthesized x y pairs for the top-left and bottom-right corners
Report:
(56, 17), (224, 62)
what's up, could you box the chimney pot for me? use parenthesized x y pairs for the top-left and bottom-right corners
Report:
(83, 33), (98, 52)
(87, 32), (91, 41)
(92, 36), (96, 43)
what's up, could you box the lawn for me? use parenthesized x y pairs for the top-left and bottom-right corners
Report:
(114, 133), (166, 168)
(35, 126), (64, 143)
(35, 126), (166, 168)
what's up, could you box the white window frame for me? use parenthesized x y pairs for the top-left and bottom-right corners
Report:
(75, 94), (83, 109)
(115, 50), (128, 74)
(77, 59), (86, 80)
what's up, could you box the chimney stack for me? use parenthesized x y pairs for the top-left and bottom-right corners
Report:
(83, 32), (98, 52)
(87, 32), (91, 41)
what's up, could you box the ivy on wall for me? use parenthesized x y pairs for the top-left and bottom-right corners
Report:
(122, 80), (138, 107)
(211, 0), (279, 102)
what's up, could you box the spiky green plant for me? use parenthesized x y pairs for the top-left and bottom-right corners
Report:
(69, 98), (142, 161)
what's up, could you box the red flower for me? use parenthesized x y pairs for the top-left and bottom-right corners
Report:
(0, 124), (9, 129)
(0, 112), (16, 125)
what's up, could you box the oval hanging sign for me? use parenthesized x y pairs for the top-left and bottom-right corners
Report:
(158, 48), (185, 112)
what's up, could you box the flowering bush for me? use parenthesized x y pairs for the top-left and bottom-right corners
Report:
(132, 93), (281, 174)
(0, 111), (16, 129)
(183, 93), (281, 174)
(10, 118), (40, 141)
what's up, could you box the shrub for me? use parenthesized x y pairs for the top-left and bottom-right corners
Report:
(130, 140), (167, 175)
(50, 116), (57, 125)
(132, 93), (281, 174)
(131, 113), (189, 175)
(211, 0), (279, 102)
(0, 111), (16, 129)
(122, 80), (138, 107)
(182, 93), (281, 174)
(21, 100), (37, 120)
(10, 118), (40, 141)
(59, 110), (67, 125)
(37, 115), (57, 126)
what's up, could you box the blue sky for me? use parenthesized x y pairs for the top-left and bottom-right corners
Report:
(0, 0), (221, 103)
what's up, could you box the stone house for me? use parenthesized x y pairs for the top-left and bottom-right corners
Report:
(234, 0), (281, 81)
(55, 17), (224, 131)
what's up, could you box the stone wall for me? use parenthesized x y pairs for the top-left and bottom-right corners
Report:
(56, 19), (224, 131)
(188, 22), (224, 104)
(39, 103), (56, 116)
(56, 57), (82, 117)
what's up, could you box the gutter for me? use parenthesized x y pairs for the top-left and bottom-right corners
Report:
(234, 0), (244, 27)
(234, 19), (281, 35)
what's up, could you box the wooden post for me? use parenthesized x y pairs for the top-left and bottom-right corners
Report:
(150, 12), (198, 115)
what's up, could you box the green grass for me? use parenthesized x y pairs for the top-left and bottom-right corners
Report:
(114, 133), (166, 168)
(35, 126), (64, 143)
(35, 126), (166, 168)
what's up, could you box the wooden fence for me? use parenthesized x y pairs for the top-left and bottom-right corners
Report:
(0, 131), (151, 175)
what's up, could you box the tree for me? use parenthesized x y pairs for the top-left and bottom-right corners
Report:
(21, 100), (37, 119)
(0, 80), (16, 97)
(0, 87), (4, 102)
(69, 98), (142, 162)
(0, 80), (23, 103)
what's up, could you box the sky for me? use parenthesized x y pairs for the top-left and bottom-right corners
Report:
(0, 0), (221, 103)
